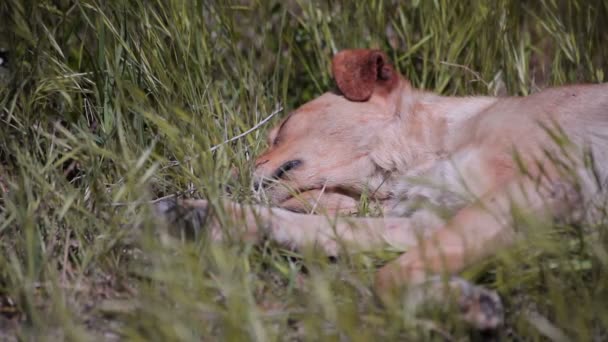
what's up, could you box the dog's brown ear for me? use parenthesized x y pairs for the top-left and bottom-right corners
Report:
(331, 49), (398, 101)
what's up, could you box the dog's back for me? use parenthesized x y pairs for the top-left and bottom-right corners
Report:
(454, 83), (608, 196)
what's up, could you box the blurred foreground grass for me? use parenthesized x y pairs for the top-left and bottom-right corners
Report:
(0, 0), (608, 340)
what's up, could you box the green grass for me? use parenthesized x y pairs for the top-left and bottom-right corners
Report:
(1, 0), (607, 340)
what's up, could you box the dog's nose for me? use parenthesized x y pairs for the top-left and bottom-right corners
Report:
(253, 180), (263, 192)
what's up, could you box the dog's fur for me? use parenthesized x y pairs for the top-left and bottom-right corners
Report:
(159, 49), (608, 329)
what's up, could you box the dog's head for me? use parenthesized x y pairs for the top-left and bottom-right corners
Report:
(253, 49), (409, 212)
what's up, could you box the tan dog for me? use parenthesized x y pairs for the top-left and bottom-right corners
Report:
(157, 49), (608, 329)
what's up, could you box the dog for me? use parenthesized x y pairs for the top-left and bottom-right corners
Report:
(155, 49), (608, 330)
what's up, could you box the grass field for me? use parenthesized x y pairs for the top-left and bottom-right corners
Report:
(1, 0), (608, 340)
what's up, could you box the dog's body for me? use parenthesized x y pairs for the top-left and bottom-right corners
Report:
(161, 49), (608, 328)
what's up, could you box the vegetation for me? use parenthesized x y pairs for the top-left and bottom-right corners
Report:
(1, 0), (607, 340)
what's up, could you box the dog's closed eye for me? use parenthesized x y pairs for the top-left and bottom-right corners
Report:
(274, 160), (302, 180)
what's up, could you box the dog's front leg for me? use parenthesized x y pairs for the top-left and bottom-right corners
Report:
(154, 198), (439, 256)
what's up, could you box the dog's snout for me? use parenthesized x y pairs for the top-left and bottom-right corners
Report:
(274, 159), (302, 180)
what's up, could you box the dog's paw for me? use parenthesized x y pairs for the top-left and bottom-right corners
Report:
(404, 276), (504, 331)
(448, 277), (504, 330)
(153, 198), (210, 240)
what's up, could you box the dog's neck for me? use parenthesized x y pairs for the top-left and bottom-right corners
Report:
(369, 83), (498, 198)
(406, 89), (499, 150)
